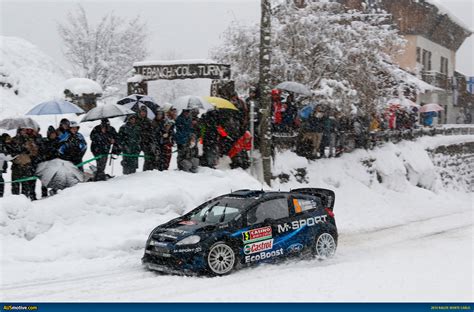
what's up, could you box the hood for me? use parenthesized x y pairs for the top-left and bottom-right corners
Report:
(151, 219), (220, 244)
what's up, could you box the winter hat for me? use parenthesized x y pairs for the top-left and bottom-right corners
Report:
(59, 118), (70, 126)
(271, 89), (281, 96)
(69, 121), (80, 128)
(47, 125), (56, 136)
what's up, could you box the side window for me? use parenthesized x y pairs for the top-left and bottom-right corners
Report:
(248, 198), (289, 225)
(292, 196), (322, 214)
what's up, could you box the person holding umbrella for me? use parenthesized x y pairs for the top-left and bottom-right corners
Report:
(10, 128), (40, 199)
(136, 106), (155, 171)
(56, 118), (70, 137)
(38, 126), (60, 197)
(90, 119), (119, 181)
(58, 121), (87, 171)
(118, 115), (141, 175)
(175, 109), (194, 171)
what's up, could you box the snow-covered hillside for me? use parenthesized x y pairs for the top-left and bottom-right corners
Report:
(0, 134), (472, 302)
(0, 36), (68, 117)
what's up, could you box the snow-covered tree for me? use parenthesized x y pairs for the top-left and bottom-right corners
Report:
(58, 5), (148, 97)
(212, 1), (407, 115)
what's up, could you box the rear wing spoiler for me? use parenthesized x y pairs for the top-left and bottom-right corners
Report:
(291, 188), (336, 210)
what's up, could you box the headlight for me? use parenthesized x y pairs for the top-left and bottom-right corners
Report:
(176, 235), (201, 245)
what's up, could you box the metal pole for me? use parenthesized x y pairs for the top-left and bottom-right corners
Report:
(249, 99), (255, 175)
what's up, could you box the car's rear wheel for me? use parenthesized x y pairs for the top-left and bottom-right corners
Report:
(207, 242), (236, 276)
(313, 232), (337, 260)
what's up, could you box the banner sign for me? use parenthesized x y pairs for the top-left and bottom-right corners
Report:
(134, 63), (231, 81)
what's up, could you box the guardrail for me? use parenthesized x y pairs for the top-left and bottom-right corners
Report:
(273, 125), (474, 154)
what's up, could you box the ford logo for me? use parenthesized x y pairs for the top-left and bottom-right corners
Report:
(287, 243), (304, 253)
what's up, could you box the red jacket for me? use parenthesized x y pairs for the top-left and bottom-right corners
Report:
(228, 131), (252, 159)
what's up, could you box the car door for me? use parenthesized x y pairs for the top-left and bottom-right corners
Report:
(240, 196), (291, 264)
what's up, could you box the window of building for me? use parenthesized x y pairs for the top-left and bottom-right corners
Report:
(422, 49), (432, 71)
(416, 47), (421, 63)
(440, 56), (448, 75)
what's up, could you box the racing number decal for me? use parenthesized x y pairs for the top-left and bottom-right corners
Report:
(243, 231), (251, 241)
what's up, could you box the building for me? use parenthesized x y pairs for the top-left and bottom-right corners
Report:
(63, 78), (103, 112)
(339, 0), (473, 123)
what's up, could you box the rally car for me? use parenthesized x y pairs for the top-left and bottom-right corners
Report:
(142, 188), (337, 276)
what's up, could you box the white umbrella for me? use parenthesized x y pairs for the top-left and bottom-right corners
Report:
(35, 159), (84, 190)
(0, 117), (40, 131)
(420, 103), (444, 113)
(172, 95), (213, 112)
(275, 81), (312, 96)
(25, 100), (84, 115)
(81, 104), (136, 122)
(387, 98), (419, 108)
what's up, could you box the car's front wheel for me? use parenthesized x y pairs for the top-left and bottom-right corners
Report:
(313, 232), (337, 260)
(207, 242), (236, 276)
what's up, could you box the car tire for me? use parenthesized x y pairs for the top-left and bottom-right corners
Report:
(206, 241), (236, 276)
(313, 232), (337, 260)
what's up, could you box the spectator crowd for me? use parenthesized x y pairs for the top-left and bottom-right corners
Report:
(0, 87), (453, 200)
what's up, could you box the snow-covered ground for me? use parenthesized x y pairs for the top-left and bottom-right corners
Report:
(0, 35), (472, 302)
(0, 135), (472, 302)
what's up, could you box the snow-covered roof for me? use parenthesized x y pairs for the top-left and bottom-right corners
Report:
(421, 0), (473, 33)
(133, 59), (226, 67)
(63, 78), (103, 95)
(393, 68), (442, 93)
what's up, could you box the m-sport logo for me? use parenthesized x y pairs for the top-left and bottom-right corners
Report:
(277, 215), (328, 233)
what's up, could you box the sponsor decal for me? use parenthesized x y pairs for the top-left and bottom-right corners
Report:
(167, 228), (188, 235)
(149, 240), (168, 247)
(244, 239), (274, 255)
(157, 233), (178, 240)
(245, 248), (284, 263)
(277, 215), (328, 233)
(173, 247), (202, 253)
(287, 243), (304, 253)
(242, 226), (272, 243)
(179, 220), (196, 225)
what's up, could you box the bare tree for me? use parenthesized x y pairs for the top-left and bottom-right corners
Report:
(58, 5), (149, 96)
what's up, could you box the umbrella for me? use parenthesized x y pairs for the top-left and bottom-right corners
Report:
(0, 153), (15, 168)
(117, 94), (159, 112)
(81, 104), (136, 122)
(420, 103), (444, 113)
(35, 159), (84, 190)
(0, 117), (40, 131)
(203, 97), (238, 111)
(275, 81), (312, 96)
(172, 96), (213, 111)
(386, 98), (419, 108)
(25, 100), (84, 115)
(299, 103), (317, 119)
(122, 102), (155, 120)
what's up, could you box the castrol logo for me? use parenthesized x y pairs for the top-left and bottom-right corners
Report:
(243, 239), (274, 255)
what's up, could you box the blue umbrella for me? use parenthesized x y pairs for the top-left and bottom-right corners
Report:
(26, 100), (85, 115)
(299, 103), (316, 119)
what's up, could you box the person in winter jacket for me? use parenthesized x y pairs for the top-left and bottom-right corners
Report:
(152, 111), (174, 171)
(58, 121), (87, 171)
(0, 133), (12, 198)
(90, 119), (119, 181)
(39, 126), (60, 197)
(10, 128), (40, 199)
(178, 134), (199, 173)
(271, 89), (286, 132)
(56, 118), (70, 137)
(200, 109), (220, 168)
(118, 115), (141, 175)
(304, 107), (324, 159)
(230, 92), (249, 132)
(228, 131), (252, 169)
(136, 106), (155, 171)
(175, 109), (194, 170)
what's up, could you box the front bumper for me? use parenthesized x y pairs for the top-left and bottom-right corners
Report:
(142, 244), (206, 274)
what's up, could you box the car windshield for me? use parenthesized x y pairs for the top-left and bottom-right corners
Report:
(187, 197), (249, 224)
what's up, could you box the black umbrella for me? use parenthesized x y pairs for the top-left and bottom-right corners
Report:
(117, 94), (159, 115)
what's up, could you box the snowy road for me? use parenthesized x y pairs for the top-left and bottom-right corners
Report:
(2, 209), (472, 302)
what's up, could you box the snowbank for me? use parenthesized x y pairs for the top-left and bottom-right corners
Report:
(0, 36), (67, 117)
